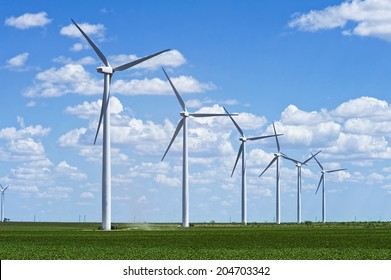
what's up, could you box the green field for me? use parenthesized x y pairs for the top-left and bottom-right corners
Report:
(1, 222), (391, 260)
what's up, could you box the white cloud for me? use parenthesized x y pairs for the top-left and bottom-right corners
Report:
(8, 138), (45, 155)
(281, 104), (327, 125)
(332, 96), (391, 120)
(186, 98), (240, 109)
(55, 161), (87, 181)
(23, 64), (101, 97)
(80, 192), (94, 199)
(60, 22), (105, 39)
(5, 11), (52, 29)
(289, 0), (391, 41)
(269, 96), (391, 161)
(58, 128), (88, 148)
(154, 173), (181, 187)
(71, 43), (84, 52)
(26, 101), (37, 108)
(64, 96), (124, 119)
(5, 52), (29, 71)
(24, 64), (214, 97)
(109, 49), (186, 69)
(0, 124), (50, 141)
(53, 56), (97, 66)
(112, 75), (215, 95)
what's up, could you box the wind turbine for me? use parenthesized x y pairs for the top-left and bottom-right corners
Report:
(282, 151), (320, 223)
(0, 184), (9, 222)
(161, 68), (237, 228)
(224, 107), (278, 225)
(259, 122), (289, 224)
(312, 153), (346, 223)
(72, 19), (170, 230)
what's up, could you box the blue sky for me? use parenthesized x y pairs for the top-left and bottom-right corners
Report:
(1, 0), (391, 223)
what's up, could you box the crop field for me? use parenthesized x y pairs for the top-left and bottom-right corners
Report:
(1, 222), (391, 260)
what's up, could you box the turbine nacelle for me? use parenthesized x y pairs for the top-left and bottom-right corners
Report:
(97, 66), (113, 74)
(239, 136), (247, 142)
(180, 111), (190, 117)
(274, 152), (281, 157)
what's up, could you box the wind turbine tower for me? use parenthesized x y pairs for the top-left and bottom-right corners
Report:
(282, 151), (320, 223)
(312, 153), (346, 223)
(161, 68), (237, 227)
(259, 122), (287, 224)
(72, 20), (170, 230)
(0, 184), (9, 222)
(224, 107), (277, 225)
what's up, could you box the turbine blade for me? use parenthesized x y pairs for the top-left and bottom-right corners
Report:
(303, 150), (321, 164)
(327, 168), (347, 173)
(162, 67), (186, 111)
(94, 92), (106, 145)
(247, 134), (276, 141)
(315, 174), (324, 195)
(114, 49), (170, 72)
(71, 19), (109, 67)
(223, 106), (244, 137)
(93, 75), (112, 145)
(272, 122), (281, 153)
(3, 185), (9, 191)
(281, 154), (299, 164)
(259, 156), (277, 177)
(161, 118), (184, 161)
(231, 143), (243, 177)
(190, 113), (237, 117)
(311, 152), (323, 170)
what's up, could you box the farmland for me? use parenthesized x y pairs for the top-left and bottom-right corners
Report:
(0, 222), (391, 260)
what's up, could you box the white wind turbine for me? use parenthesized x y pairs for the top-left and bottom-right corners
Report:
(282, 151), (320, 223)
(224, 107), (278, 225)
(312, 153), (346, 223)
(259, 122), (289, 224)
(161, 68), (237, 228)
(72, 19), (170, 230)
(0, 184), (10, 222)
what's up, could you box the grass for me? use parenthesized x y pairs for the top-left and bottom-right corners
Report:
(1, 222), (391, 259)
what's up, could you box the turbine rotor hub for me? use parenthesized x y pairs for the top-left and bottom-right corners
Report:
(97, 66), (113, 74)
(180, 111), (189, 117)
(239, 137), (247, 142)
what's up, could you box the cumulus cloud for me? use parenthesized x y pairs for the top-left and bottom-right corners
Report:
(23, 64), (101, 97)
(5, 53), (29, 71)
(23, 64), (214, 97)
(332, 96), (391, 120)
(53, 56), (97, 66)
(270, 96), (391, 161)
(109, 49), (186, 69)
(112, 75), (215, 95)
(58, 128), (88, 148)
(0, 118), (51, 163)
(289, 0), (391, 41)
(60, 22), (105, 39)
(5, 11), (52, 29)
(55, 161), (88, 181)
(65, 96), (123, 119)
(154, 174), (181, 187)
(0, 124), (50, 141)
(60, 22), (106, 52)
